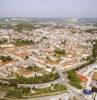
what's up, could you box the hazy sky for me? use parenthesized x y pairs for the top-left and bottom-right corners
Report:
(0, 0), (97, 18)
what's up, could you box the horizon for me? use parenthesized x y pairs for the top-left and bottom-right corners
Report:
(0, 17), (97, 19)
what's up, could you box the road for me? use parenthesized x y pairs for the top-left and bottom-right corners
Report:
(18, 67), (65, 88)
(2, 58), (96, 100)
(18, 76), (65, 88)
(18, 83), (88, 100)
(18, 66), (88, 100)
(0, 91), (6, 99)
(66, 83), (88, 100)
(22, 93), (71, 100)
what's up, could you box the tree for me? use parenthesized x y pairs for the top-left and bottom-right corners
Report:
(54, 48), (65, 55)
(14, 23), (34, 32)
(24, 56), (29, 60)
(0, 55), (12, 62)
(92, 40), (97, 59)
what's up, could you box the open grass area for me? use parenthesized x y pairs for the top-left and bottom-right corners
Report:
(15, 72), (60, 84)
(67, 70), (83, 89)
(0, 82), (67, 99)
(31, 84), (67, 96)
(0, 83), (30, 99)
(5, 72), (60, 84)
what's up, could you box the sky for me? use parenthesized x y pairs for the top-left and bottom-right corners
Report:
(0, 0), (97, 18)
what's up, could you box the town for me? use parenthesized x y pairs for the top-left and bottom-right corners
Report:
(0, 18), (97, 100)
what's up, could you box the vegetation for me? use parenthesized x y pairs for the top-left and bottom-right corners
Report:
(0, 55), (12, 62)
(54, 48), (65, 55)
(0, 24), (4, 29)
(32, 84), (67, 96)
(46, 55), (52, 61)
(7, 90), (22, 98)
(85, 29), (93, 33)
(0, 38), (8, 44)
(14, 23), (34, 32)
(75, 57), (95, 71)
(67, 70), (83, 89)
(0, 82), (30, 99)
(93, 23), (97, 27)
(53, 84), (67, 91)
(15, 72), (60, 84)
(0, 82), (66, 99)
(24, 55), (29, 60)
(92, 39), (97, 59)
(15, 39), (33, 46)
(27, 65), (43, 72)
(85, 28), (97, 33)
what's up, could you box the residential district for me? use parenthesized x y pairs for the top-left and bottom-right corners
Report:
(0, 18), (97, 100)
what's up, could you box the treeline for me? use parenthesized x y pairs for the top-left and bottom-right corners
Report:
(85, 28), (97, 33)
(14, 39), (33, 46)
(11, 72), (60, 84)
(14, 23), (35, 32)
(0, 55), (12, 62)
(0, 23), (35, 32)
(92, 39), (97, 59)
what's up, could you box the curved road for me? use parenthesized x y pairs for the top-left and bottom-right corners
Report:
(18, 67), (65, 88)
